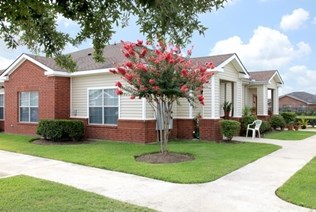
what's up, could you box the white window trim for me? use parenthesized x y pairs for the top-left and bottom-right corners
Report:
(87, 87), (120, 126)
(19, 91), (39, 123)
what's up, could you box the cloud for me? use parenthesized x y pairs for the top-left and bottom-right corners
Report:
(0, 56), (13, 70)
(209, 26), (311, 70)
(280, 8), (309, 31)
(313, 17), (316, 25)
(280, 65), (316, 95)
(56, 14), (77, 28)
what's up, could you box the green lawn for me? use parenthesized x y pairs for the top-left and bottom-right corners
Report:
(263, 130), (316, 140)
(0, 134), (280, 183)
(276, 157), (316, 209)
(0, 175), (152, 212)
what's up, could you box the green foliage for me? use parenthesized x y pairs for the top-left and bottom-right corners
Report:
(220, 120), (241, 141)
(242, 106), (252, 117)
(0, 175), (151, 211)
(240, 115), (257, 136)
(264, 131), (316, 140)
(37, 119), (84, 142)
(270, 115), (286, 130)
(260, 121), (272, 134)
(0, 0), (227, 71)
(0, 134), (279, 183)
(277, 157), (316, 209)
(222, 101), (232, 112)
(280, 112), (297, 124)
(299, 118), (309, 129)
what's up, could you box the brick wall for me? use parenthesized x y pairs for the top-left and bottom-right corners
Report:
(199, 119), (222, 141)
(0, 120), (4, 131)
(71, 118), (157, 143)
(173, 119), (195, 139)
(279, 96), (307, 108)
(4, 60), (70, 135)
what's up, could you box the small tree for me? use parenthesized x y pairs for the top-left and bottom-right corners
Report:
(111, 40), (214, 153)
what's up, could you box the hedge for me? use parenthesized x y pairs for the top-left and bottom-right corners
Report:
(37, 119), (84, 142)
(220, 120), (241, 141)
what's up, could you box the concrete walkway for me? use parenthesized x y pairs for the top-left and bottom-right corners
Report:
(1, 135), (316, 212)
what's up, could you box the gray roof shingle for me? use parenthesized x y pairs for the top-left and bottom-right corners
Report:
(285, 91), (316, 104)
(26, 44), (235, 72)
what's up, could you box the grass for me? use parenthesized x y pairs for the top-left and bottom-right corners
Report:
(276, 157), (316, 209)
(0, 175), (152, 211)
(263, 130), (316, 140)
(0, 134), (280, 183)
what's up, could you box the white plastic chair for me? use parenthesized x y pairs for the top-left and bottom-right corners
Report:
(246, 120), (262, 139)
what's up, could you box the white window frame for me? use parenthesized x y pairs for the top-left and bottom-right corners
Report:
(0, 93), (4, 120)
(87, 87), (120, 125)
(19, 91), (39, 123)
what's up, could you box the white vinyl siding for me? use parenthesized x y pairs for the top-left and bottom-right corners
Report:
(174, 98), (190, 118)
(71, 73), (143, 119)
(146, 102), (155, 119)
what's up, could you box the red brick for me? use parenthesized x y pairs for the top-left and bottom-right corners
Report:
(4, 60), (70, 135)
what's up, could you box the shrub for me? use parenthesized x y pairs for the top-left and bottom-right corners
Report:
(299, 118), (308, 129)
(37, 119), (84, 142)
(281, 112), (296, 124)
(270, 115), (286, 130)
(220, 120), (241, 141)
(240, 115), (256, 136)
(260, 121), (271, 134)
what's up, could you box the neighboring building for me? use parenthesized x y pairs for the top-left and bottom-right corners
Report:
(0, 43), (284, 143)
(279, 91), (316, 113)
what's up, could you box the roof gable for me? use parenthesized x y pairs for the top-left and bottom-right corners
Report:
(192, 53), (249, 78)
(249, 70), (284, 85)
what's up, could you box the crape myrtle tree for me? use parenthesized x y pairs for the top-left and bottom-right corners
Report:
(0, 0), (226, 71)
(111, 40), (214, 153)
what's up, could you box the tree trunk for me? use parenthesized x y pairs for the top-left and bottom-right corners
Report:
(155, 100), (173, 154)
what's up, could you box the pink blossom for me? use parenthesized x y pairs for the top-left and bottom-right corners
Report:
(136, 40), (143, 46)
(187, 49), (192, 55)
(155, 49), (161, 55)
(165, 53), (172, 61)
(149, 78), (155, 85)
(180, 85), (188, 93)
(116, 89), (123, 95)
(115, 81), (122, 88)
(181, 69), (188, 77)
(109, 69), (117, 74)
(123, 51), (130, 58)
(130, 95), (136, 99)
(152, 86), (160, 91)
(125, 61), (133, 68)
(136, 63), (147, 72)
(140, 48), (147, 58)
(198, 95), (205, 105)
(206, 62), (215, 69)
(117, 67), (126, 75)
(199, 67), (207, 73)
(125, 73), (133, 81)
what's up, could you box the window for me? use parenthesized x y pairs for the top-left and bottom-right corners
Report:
(89, 88), (119, 125)
(19, 91), (39, 122)
(0, 94), (4, 120)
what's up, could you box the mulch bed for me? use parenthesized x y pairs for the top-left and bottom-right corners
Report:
(31, 139), (92, 145)
(135, 152), (195, 164)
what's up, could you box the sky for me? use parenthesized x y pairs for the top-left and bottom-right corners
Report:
(0, 0), (315, 95)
